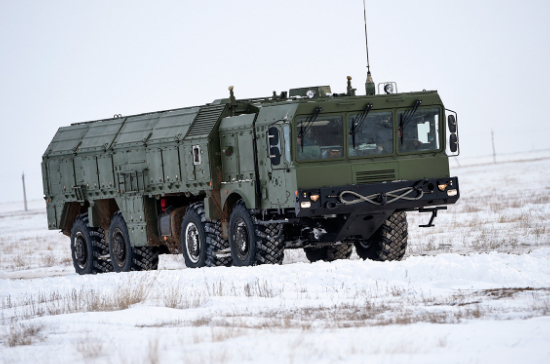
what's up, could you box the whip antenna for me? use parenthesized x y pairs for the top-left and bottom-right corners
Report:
(363, 0), (375, 95)
(363, 0), (370, 73)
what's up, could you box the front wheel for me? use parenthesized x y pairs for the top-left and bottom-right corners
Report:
(304, 244), (352, 263)
(228, 201), (284, 266)
(355, 211), (408, 261)
(229, 202), (257, 266)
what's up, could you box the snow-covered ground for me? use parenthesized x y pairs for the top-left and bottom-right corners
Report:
(1, 151), (550, 363)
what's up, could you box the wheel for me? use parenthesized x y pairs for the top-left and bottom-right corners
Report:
(70, 213), (112, 275)
(109, 211), (158, 272)
(228, 201), (284, 266)
(204, 219), (232, 267)
(304, 246), (327, 262)
(304, 244), (352, 263)
(326, 244), (353, 261)
(133, 246), (159, 270)
(258, 223), (285, 265)
(181, 202), (230, 268)
(355, 211), (408, 261)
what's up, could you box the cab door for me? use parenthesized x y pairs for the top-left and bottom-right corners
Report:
(264, 124), (291, 206)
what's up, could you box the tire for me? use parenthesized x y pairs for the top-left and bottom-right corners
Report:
(304, 247), (327, 262)
(355, 211), (408, 261)
(70, 213), (112, 275)
(229, 201), (284, 266)
(204, 219), (232, 267)
(109, 211), (158, 272)
(326, 244), (353, 261)
(304, 244), (352, 263)
(256, 222), (285, 265)
(181, 202), (230, 268)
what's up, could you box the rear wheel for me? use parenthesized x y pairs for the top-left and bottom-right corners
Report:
(109, 211), (158, 272)
(181, 202), (230, 268)
(204, 220), (232, 267)
(355, 211), (408, 261)
(70, 213), (112, 275)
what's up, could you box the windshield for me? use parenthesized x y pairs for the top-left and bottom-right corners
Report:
(398, 107), (440, 153)
(296, 114), (343, 160)
(349, 111), (393, 157)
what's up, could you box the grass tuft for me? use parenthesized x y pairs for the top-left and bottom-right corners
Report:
(6, 322), (44, 347)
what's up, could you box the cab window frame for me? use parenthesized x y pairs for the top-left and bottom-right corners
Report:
(345, 109), (395, 160)
(292, 112), (346, 163)
(395, 105), (443, 155)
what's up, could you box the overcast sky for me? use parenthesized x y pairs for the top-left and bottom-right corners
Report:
(1, 0), (549, 203)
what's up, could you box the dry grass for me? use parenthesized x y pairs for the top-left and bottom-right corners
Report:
(13, 255), (26, 268)
(147, 337), (160, 364)
(114, 275), (156, 310)
(0, 233), (71, 271)
(162, 282), (183, 309)
(44, 253), (57, 267)
(161, 282), (205, 310)
(1, 275), (157, 321)
(77, 335), (104, 359)
(5, 322), (44, 347)
(244, 278), (279, 298)
(136, 319), (186, 328)
(178, 300), (493, 331)
(211, 326), (244, 342)
(206, 280), (224, 296)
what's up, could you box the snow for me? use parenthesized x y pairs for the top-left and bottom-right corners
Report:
(1, 151), (550, 363)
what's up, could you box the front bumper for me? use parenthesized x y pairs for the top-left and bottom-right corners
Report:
(295, 177), (460, 218)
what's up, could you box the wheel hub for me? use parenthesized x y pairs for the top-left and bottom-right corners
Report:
(233, 218), (250, 260)
(74, 232), (87, 268)
(112, 229), (126, 267)
(185, 222), (201, 263)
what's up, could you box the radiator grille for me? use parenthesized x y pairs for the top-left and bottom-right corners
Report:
(186, 104), (226, 137)
(355, 169), (395, 184)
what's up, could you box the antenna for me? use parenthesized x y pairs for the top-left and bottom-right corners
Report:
(363, 0), (375, 95)
(363, 0), (370, 73)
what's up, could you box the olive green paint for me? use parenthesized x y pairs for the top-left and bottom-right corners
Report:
(42, 87), (455, 247)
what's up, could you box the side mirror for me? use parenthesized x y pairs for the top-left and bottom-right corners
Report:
(448, 115), (457, 133)
(269, 146), (281, 165)
(268, 127), (279, 146)
(449, 133), (458, 153)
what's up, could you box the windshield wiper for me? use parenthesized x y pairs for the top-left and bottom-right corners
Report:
(349, 103), (373, 149)
(299, 106), (322, 151)
(399, 99), (422, 145)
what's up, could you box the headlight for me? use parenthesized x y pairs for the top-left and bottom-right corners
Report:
(438, 184), (447, 191)
(300, 201), (311, 208)
(310, 194), (320, 202)
(306, 90), (316, 99)
(447, 189), (458, 197)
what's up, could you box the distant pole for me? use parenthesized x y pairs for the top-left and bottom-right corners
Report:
(22, 172), (28, 212)
(491, 129), (496, 164)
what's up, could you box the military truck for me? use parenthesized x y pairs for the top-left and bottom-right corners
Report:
(41, 77), (460, 274)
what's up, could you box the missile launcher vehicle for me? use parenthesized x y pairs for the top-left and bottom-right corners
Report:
(41, 77), (460, 274)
